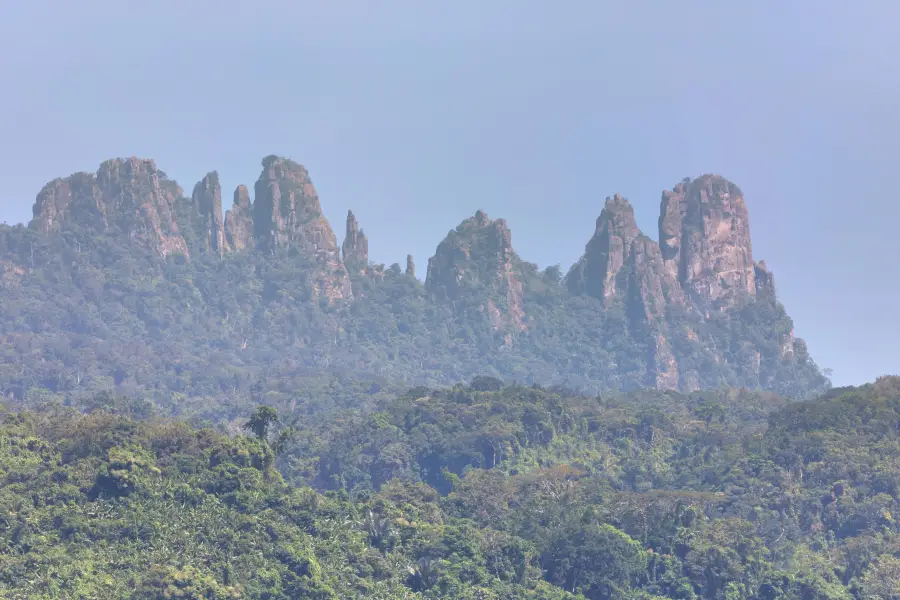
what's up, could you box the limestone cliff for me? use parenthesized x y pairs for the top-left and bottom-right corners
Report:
(426, 210), (525, 331)
(32, 157), (189, 258)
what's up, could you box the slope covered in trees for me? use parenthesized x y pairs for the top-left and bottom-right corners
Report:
(0, 156), (829, 418)
(2, 378), (899, 599)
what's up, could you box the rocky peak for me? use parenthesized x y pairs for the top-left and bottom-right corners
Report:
(252, 156), (351, 300)
(342, 210), (369, 268)
(426, 210), (525, 331)
(32, 172), (104, 233)
(566, 194), (640, 301)
(224, 185), (254, 251)
(32, 157), (189, 258)
(191, 172), (228, 256)
(406, 254), (416, 278)
(659, 175), (756, 307)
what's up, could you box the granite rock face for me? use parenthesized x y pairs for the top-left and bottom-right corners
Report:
(566, 194), (640, 301)
(659, 175), (756, 308)
(224, 185), (254, 252)
(33, 157), (189, 258)
(342, 210), (369, 270)
(251, 156), (351, 300)
(31, 155), (353, 300)
(561, 174), (808, 391)
(426, 210), (525, 331)
(191, 172), (228, 256)
(25, 157), (824, 395)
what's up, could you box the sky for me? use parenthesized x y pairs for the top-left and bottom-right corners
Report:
(1, 1), (898, 386)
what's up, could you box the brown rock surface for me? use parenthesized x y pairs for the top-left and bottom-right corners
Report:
(566, 194), (640, 301)
(252, 156), (351, 300)
(659, 175), (756, 306)
(191, 172), (229, 256)
(426, 210), (525, 331)
(32, 157), (189, 258)
(224, 185), (254, 251)
(342, 210), (369, 269)
(754, 260), (776, 298)
(628, 234), (684, 324)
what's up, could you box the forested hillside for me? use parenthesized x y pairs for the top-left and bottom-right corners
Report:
(0, 156), (828, 417)
(0, 154), (853, 598)
(3, 378), (899, 599)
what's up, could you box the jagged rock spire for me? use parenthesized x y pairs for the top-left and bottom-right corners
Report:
(191, 172), (228, 256)
(31, 157), (189, 258)
(251, 155), (351, 300)
(224, 185), (253, 251)
(426, 210), (525, 331)
(659, 175), (756, 306)
(342, 210), (369, 266)
(566, 194), (639, 301)
(406, 254), (416, 278)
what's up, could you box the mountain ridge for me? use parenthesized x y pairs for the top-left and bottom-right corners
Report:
(1, 154), (828, 410)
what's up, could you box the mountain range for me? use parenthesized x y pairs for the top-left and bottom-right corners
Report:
(0, 155), (828, 417)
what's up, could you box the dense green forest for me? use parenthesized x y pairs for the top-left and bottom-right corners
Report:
(3, 378), (900, 599)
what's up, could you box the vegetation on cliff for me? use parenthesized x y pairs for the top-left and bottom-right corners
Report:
(0, 156), (828, 419)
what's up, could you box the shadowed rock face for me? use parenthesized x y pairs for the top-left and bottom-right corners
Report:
(342, 210), (369, 270)
(566, 194), (640, 301)
(33, 157), (189, 258)
(426, 210), (525, 331)
(192, 172), (228, 256)
(224, 185), (253, 251)
(659, 175), (756, 308)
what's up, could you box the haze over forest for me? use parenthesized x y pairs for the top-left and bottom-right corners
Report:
(2, 1), (899, 386)
(1, 2), (900, 599)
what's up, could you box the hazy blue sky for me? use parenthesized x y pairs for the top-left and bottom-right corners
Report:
(1, 1), (898, 386)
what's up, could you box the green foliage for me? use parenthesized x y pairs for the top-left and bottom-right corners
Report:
(1, 379), (898, 598)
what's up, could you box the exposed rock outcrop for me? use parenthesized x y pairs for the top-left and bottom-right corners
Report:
(566, 194), (640, 301)
(406, 254), (416, 278)
(627, 235), (684, 324)
(191, 172), (228, 256)
(562, 173), (814, 392)
(32, 157), (189, 258)
(426, 210), (525, 331)
(342, 210), (368, 270)
(659, 175), (756, 308)
(252, 156), (351, 300)
(224, 185), (254, 251)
